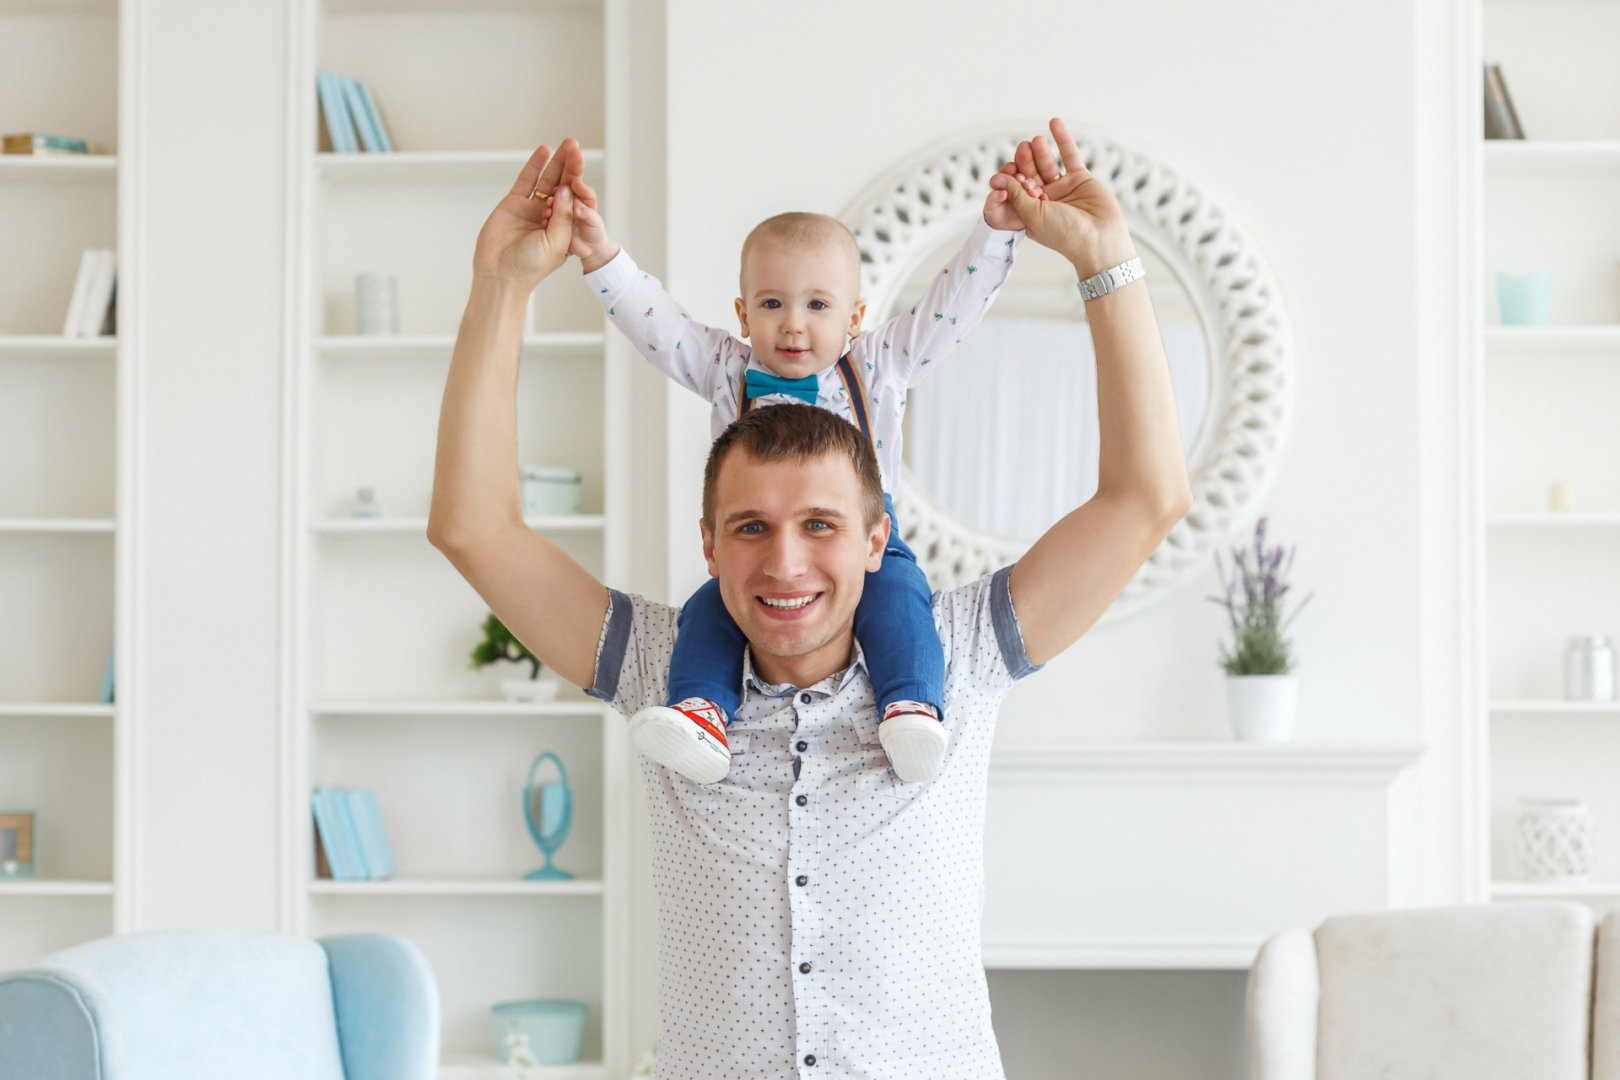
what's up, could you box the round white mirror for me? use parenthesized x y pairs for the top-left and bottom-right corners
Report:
(844, 126), (1295, 621)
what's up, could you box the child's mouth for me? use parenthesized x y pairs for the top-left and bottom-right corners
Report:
(778, 347), (807, 360)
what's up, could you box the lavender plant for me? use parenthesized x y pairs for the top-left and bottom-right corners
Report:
(1209, 518), (1310, 676)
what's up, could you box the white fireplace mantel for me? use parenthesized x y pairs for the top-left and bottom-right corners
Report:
(981, 741), (1426, 970)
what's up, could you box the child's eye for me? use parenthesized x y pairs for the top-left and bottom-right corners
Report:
(761, 299), (781, 309)
(807, 300), (828, 311)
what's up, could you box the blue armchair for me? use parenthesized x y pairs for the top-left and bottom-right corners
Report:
(0, 929), (438, 1080)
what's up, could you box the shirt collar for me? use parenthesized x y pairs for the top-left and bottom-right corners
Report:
(741, 639), (868, 700)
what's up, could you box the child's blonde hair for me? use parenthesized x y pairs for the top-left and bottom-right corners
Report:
(739, 212), (861, 296)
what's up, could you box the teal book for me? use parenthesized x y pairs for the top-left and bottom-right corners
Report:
(356, 80), (393, 152)
(316, 71), (357, 153)
(340, 75), (383, 153)
(333, 785), (371, 879)
(99, 645), (115, 704)
(345, 789), (397, 880)
(311, 787), (356, 880)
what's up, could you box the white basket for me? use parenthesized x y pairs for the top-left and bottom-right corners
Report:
(1516, 797), (1594, 881)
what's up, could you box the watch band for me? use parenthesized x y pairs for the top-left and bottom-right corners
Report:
(1076, 256), (1145, 302)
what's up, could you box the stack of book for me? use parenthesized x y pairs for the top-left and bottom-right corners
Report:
(4, 133), (90, 156)
(62, 249), (117, 338)
(1484, 63), (1526, 140)
(317, 71), (394, 154)
(311, 786), (398, 881)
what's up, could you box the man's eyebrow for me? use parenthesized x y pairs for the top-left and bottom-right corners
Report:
(721, 506), (850, 527)
(802, 507), (848, 521)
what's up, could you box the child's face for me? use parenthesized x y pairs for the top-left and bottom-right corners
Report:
(735, 240), (866, 380)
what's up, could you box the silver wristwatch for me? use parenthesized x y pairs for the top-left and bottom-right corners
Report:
(1076, 256), (1144, 301)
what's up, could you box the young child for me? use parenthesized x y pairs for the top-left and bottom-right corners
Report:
(556, 171), (1026, 786)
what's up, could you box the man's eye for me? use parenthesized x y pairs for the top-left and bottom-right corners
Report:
(808, 300), (828, 311)
(762, 299), (781, 309)
(805, 520), (831, 532)
(739, 522), (765, 534)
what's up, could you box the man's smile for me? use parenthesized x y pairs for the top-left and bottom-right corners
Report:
(756, 591), (823, 618)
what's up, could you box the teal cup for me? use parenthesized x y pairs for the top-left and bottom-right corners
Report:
(492, 999), (588, 1065)
(1496, 270), (1552, 326)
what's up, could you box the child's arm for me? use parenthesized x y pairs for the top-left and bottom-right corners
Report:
(566, 182), (742, 405)
(859, 184), (1025, 386)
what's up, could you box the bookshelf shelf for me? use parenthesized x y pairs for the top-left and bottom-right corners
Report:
(310, 700), (606, 718)
(0, 336), (117, 357)
(312, 515), (604, 536)
(1485, 325), (1620, 355)
(0, 155), (116, 184)
(1484, 140), (1620, 174)
(438, 1056), (606, 1080)
(0, 518), (116, 534)
(1492, 879), (1620, 901)
(1487, 513), (1620, 527)
(316, 333), (605, 358)
(0, 703), (115, 718)
(1490, 700), (1620, 716)
(310, 878), (604, 897)
(0, 880), (115, 897)
(316, 148), (604, 186)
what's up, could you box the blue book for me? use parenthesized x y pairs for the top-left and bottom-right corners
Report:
(356, 80), (393, 152)
(332, 786), (370, 879)
(316, 71), (357, 153)
(311, 787), (356, 880)
(345, 789), (397, 880)
(100, 645), (115, 704)
(340, 75), (383, 153)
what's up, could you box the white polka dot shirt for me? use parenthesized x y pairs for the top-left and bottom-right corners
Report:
(588, 566), (1042, 1079)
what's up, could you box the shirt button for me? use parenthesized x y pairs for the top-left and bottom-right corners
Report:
(796, 875), (808, 887)
(800, 692), (812, 704)
(804, 1055), (817, 1067)
(799, 962), (812, 974)
(795, 795), (807, 806)
(796, 741), (808, 752)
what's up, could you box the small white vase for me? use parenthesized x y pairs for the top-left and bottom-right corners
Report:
(502, 677), (562, 704)
(1225, 675), (1299, 743)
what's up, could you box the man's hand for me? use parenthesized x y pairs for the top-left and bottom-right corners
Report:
(990, 118), (1136, 279)
(471, 139), (580, 288)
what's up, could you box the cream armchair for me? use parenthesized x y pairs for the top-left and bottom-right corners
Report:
(1248, 903), (1620, 1080)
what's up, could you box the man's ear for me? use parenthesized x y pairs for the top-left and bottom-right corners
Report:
(867, 511), (889, 573)
(848, 300), (867, 338)
(701, 518), (720, 577)
(734, 297), (749, 338)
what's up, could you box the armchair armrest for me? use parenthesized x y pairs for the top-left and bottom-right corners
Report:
(1247, 928), (1318, 1080)
(320, 934), (439, 1080)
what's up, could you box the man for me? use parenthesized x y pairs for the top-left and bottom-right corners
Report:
(429, 120), (1191, 1079)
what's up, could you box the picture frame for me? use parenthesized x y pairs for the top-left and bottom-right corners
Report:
(0, 812), (36, 879)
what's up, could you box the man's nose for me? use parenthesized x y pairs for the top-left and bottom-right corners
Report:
(760, 528), (811, 580)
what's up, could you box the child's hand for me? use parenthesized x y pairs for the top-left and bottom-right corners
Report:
(471, 140), (580, 289)
(983, 161), (1043, 230)
(534, 145), (619, 273)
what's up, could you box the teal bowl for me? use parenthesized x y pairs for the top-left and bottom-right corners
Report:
(492, 999), (588, 1066)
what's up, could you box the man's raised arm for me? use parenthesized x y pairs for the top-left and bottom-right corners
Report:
(994, 120), (1194, 666)
(428, 140), (609, 689)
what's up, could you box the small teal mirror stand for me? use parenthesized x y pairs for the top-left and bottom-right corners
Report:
(522, 751), (573, 881)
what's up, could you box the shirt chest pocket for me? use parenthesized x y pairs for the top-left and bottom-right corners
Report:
(850, 709), (924, 803)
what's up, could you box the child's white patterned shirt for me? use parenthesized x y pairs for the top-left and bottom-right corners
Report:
(588, 565), (1042, 1079)
(583, 220), (1021, 494)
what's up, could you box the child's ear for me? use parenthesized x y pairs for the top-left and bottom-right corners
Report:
(734, 297), (749, 338)
(848, 300), (867, 337)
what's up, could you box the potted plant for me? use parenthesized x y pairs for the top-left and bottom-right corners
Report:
(1209, 518), (1310, 743)
(470, 613), (561, 703)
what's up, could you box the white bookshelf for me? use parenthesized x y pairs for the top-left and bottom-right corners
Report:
(1473, 0), (1620, 898)
(0, 0), (130, 974)
(282, 1), (631, 1074)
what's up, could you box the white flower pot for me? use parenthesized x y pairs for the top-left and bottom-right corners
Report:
(1225, 675), (1299, 743)
(502, 677), (562, 704)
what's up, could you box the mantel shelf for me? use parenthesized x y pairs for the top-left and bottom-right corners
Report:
(316, 332), (604, 357)
(0, 518), (116, 534)
(310, 700), (606, 717)
(0, 155), (116, 183)
(1485, 325), (1620, 355)
(1484, 140), (1620, 173)
(987, 741), (1425, 784)
(0, 702), (114, 718)
(1488, 513), (1620, 527)
(1491, 700), (1620, 715)
(312, 515), (603, 534)
(0, 335), (116, 357)
(310, 878), (604, 897)
(0, 880), (114, 896)
(315, 148), (604, 185)
(1493, 879), (1620, 900)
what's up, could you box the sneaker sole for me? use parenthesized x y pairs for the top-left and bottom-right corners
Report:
(629, 707), (731, 785)
(879, 714), (947, 783)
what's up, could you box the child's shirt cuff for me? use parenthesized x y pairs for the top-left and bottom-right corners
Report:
(582, 248), (641, 308)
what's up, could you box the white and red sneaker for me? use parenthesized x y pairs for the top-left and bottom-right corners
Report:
(878, 701), (946, 783)
(628, 697), (731, 784)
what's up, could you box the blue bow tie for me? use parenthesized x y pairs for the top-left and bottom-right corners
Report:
(745, 368), (819, 405)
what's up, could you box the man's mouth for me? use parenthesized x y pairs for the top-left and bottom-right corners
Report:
(756, 592), (822, 618)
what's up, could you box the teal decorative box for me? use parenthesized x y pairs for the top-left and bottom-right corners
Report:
(491, 998), (587, 1066)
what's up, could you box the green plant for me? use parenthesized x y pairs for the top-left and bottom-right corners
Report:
(1208, 518), (1311, 676)
(469, 613), (541, 680)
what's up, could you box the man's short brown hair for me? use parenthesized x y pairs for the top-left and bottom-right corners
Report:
(703, 404), (885, 531)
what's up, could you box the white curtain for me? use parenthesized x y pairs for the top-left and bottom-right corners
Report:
(908, 318), (1207, 541)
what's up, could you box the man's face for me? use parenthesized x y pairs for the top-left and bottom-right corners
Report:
(702, 450), (886, 671)
(734, 241), (866, 381)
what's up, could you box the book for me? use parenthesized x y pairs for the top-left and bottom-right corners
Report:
(4, 133), (89, 155)
(316, 70), (358, 153)
(344, 788), (397, 879)
(78, 249), (117, 339)
(333, 785), (370, 880)
(340, 75), (383, 153)
(311, 786), (360, 880)
(100, 645), (115, 705)
(356, 80), (394, 152)
(62, 249), (98, 336)
(1484, 64), (1525, 140)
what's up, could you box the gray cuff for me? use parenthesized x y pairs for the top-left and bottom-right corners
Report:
(990, 565), (1043, 681)
(585, 588), (634, 702)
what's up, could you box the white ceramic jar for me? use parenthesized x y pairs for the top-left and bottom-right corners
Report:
(1517, 797), (1594, 881)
